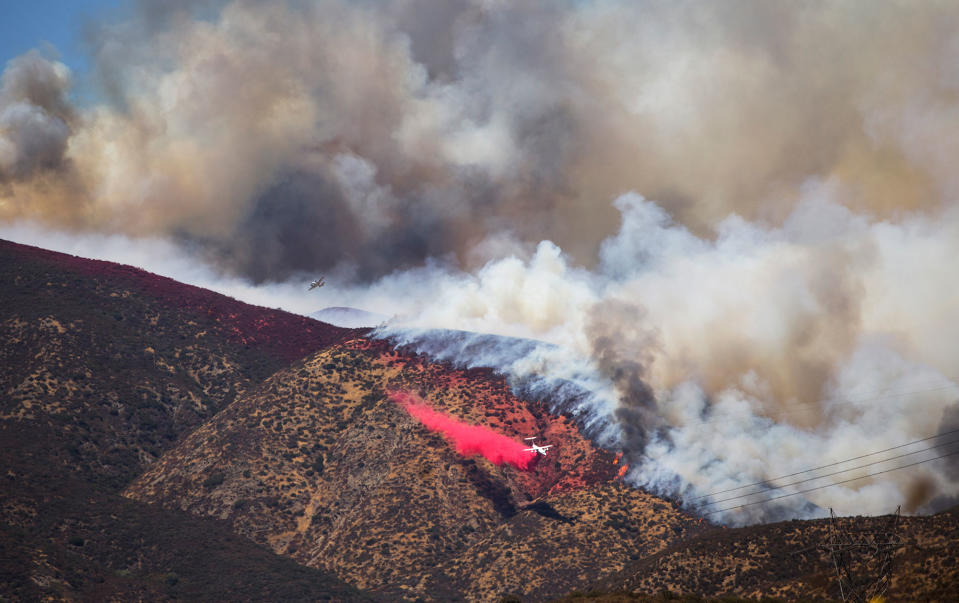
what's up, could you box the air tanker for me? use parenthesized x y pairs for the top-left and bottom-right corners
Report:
(524, 437), (553, 456)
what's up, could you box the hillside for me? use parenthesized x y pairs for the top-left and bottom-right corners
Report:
(563, 505), (959, 602)
(1, 238), (361, 487)
(125, 337), (702, 600)
(0, 474), (373, 601)
(0, 239), (369, 600)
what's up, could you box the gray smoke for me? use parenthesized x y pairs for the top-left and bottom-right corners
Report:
(0, 51), (74, 181)
(5, 0), (959, 277)
(374, 190), (959, 524)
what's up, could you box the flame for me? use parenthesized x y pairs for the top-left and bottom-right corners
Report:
(613, 452), (623, 465)
(616, 464), (628, 479)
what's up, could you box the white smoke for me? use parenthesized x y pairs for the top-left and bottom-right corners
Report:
(372, 187), (959, 524)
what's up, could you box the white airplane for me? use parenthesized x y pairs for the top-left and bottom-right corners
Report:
(523, 437), (553, 456)
(308, 277), (325, 291)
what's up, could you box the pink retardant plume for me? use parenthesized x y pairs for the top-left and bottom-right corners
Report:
(390, 391), (538, 471)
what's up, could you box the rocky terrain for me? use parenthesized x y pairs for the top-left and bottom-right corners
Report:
(2, 238), (957, 601)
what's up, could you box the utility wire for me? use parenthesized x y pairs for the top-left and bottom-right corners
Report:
(701, 437), (959, 507)
(703, 449), (959, 516)
(692, 426), (959, 501)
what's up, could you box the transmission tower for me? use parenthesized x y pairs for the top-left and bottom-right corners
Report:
(823, 505), (903, 602)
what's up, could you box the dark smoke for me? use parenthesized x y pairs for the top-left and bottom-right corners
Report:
(586, 299), (660, 455)
(904, 476), (936, 514)
(0, 51), (75, 181)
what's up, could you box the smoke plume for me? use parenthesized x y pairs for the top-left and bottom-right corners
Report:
(376, 189), (959, 523)
(4, 0), (959, 523)
(392, 391), (538, 471)
(5, 0), (959, 279)
(0, 51), (75, 183)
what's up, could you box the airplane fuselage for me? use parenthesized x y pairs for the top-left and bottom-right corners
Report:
(523, 439), (553, 455)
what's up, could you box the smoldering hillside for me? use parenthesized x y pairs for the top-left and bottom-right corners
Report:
(3, 0), (959, 524)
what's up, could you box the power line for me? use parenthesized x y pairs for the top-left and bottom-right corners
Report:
(692, 426), (959, 501)
(703, 449), (959, 516)
(701, 438), (959, 507)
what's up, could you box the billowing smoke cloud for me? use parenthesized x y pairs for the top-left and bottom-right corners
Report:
(0, 51), (75, 182)
(392, 391), (538, 471)
(5, 0), (959, 279)
(375, 188), (959, 523)
(4, 0), (959, 524)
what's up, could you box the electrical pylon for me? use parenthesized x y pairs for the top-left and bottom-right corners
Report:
(824, 505), (902, 602)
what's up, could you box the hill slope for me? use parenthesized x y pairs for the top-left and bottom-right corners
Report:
(593, 505), (959, 601)
(0, 239), (369, 600)
(125, 337), (702, 600)
(1, 238), (360, 487)
(1, 474), (373, 601)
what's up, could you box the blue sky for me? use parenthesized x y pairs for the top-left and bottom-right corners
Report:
(1, 0), (121, 97)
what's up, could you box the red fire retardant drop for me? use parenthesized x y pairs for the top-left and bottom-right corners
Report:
(391, 391), (538, 471)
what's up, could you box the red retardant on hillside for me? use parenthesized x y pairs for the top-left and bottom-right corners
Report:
(391, 391), (538, 471)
